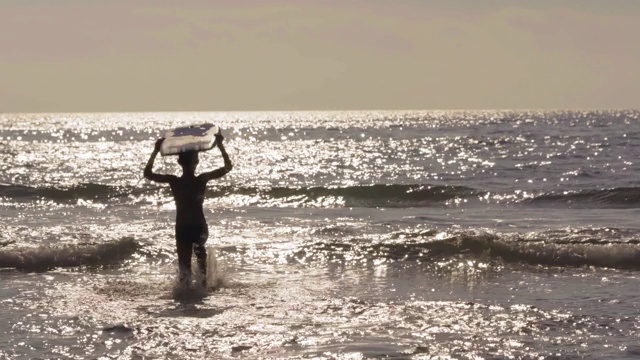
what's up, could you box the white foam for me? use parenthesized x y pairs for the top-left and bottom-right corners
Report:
(0, 237), (138, 271)
(171, 247), (228, 299)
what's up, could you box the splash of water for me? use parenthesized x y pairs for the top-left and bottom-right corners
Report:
(171, 247), (228, 300)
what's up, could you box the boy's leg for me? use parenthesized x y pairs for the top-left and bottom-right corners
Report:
(194, 227), (209, 287)
(176, 240), (192, 285)
(193, 243), (207, 285)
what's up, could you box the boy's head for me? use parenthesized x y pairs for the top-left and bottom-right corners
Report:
(178, 151), (198, 171)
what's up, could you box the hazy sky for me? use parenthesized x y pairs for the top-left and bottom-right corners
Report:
(1, 0), (639, 112)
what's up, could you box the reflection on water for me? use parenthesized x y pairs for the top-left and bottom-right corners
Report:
(3, 111), (640, 358)
(3, 253), (636, 359)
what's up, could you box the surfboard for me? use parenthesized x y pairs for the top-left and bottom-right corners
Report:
(160, 123), (219, 156)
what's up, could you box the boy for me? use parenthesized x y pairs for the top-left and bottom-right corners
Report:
(144, 132), (232, 287)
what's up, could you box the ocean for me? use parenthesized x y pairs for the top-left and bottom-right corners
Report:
(1, 110), (639, 359)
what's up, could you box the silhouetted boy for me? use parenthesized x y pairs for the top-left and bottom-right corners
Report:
(144, 133), (232, 287)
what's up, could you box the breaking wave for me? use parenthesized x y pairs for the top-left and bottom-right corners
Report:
(0, 237), (139, 272)
(293, 227), (640, 270)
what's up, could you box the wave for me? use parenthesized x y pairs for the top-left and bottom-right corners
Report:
(0, 183), (136, 202)
(4, 182), (640, 209)
(0, 237), (138, 272)
(527, 187), (640, 208)
(216, 184), (479, 208)
(293, 228), (640, 270)
(0, 183), (479, 208)
(251, 185), (640, 208)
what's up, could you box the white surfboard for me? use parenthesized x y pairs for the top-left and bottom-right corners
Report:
(160, 123), (219, 156)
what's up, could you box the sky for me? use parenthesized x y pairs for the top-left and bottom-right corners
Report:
(1, 0), (639, 112)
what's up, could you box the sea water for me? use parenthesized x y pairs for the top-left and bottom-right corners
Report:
(1, 110), (639, 359)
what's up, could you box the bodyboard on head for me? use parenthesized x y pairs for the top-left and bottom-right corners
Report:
(160, 123), (219, 156)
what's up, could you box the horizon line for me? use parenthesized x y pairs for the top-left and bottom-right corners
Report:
(2, 107), (639, 116)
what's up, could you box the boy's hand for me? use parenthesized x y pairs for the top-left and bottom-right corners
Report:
(215, 133), (225, 145)
(154, 138), (164, 152)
